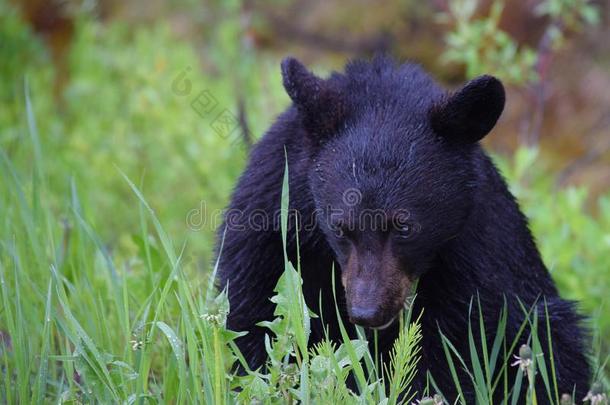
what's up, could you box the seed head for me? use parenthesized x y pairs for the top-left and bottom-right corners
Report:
(560, 393), (574, 405)
(583, 381), (608, 405)
(519, 344), (532, 360)
(414, 395), (444, 405)
(511, 344), (535, 371)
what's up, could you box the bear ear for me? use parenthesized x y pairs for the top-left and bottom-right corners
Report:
(281, 57), (344, 137)
(281, 57), (323, 108)
(430, 75), (505, 144)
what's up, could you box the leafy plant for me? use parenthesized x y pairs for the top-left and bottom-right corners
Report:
(439, 0), (599, 84)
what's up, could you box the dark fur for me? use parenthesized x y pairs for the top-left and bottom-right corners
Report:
(216, 56), (590, 402)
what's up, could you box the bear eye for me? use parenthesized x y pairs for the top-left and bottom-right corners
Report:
(392, 214), (413, 239)
(330, 221), (347, 239)
(333, 224), (346, 239)
(396, 224), (412, 239)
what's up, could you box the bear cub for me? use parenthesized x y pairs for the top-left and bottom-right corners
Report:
(216, 56), (590, 402)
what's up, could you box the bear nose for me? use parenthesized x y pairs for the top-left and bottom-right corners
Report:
(349, 306), (381, 327)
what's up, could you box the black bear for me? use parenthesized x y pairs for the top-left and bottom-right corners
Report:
(216, 56), (590, 402)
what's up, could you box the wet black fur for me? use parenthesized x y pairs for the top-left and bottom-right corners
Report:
(216, 56), (590, 402)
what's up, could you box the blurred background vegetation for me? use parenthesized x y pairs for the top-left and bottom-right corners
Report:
(1, 0), (609, 400)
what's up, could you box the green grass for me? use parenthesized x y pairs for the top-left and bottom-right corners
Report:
(2, 109), (607, 402)
(1, 7), (609, 403)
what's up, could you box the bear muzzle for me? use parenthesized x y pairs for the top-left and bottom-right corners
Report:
(343, 249), (416, 329)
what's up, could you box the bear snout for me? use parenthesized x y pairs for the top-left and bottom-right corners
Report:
(346, 276), (404, 329)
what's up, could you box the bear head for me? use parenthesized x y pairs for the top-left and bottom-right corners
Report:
(281, 56), (505, 329)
